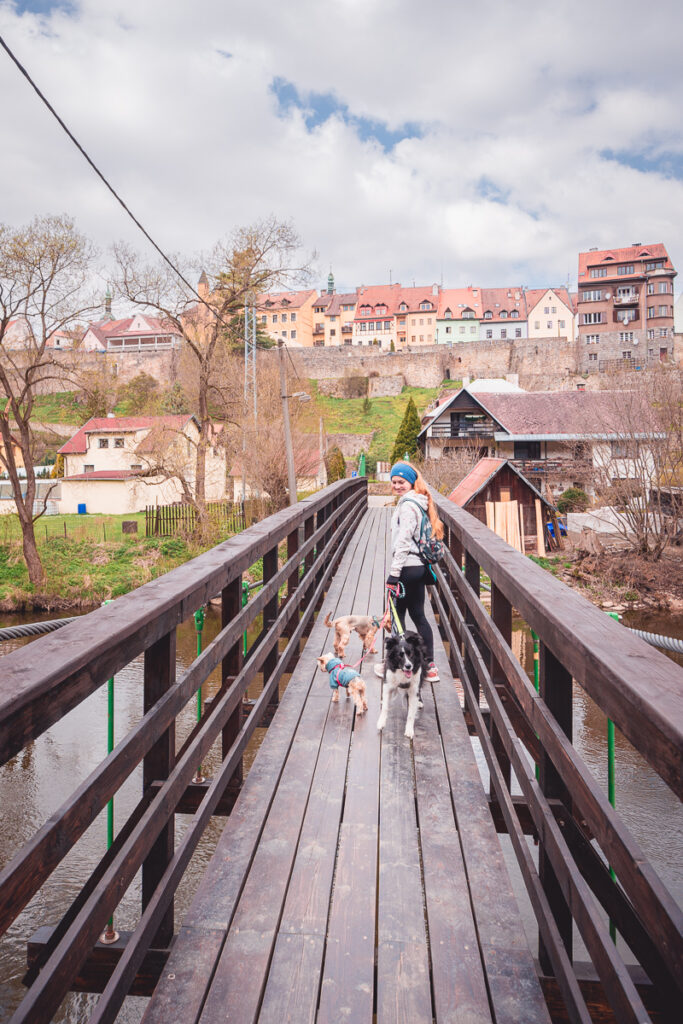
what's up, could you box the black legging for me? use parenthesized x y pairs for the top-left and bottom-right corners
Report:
(394, 564), (433, 661)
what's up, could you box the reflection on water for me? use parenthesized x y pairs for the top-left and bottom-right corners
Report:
(0, 605), (271, 1023)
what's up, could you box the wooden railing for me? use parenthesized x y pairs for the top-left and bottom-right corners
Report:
(0, 477), (367, 1024)
(429, 490), (682, 1023)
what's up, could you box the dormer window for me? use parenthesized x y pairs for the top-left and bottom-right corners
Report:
(444, 309), (452, 319)
(462, 309), (474, 319)
(510, 310), (519, 318)
(420, 301), (432, 310)
(483, 311), (492, 319)
(360, 305), (371, 316)
(500, 311), (508, 318)
(375, 305), (387, 315)
(399, 302), (407, 311)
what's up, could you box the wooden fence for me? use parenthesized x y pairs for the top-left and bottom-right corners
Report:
(144, 499), (266, 538)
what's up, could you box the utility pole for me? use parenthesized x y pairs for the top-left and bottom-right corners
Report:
(278, 340), (297, 505)
(242, 304), (258, 503)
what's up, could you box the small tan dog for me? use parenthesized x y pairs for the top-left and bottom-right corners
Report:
(323, 612), (383, 659)
(316, 653), (368, 714)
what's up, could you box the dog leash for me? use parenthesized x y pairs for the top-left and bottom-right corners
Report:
(336, 588), (400, 671)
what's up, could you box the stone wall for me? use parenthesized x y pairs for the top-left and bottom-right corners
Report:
(369, 375), (404, 397)
(326, 433), (375, 457)
(29, 348), (180, 395)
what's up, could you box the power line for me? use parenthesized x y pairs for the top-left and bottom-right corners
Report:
(0, 32), (225, 326)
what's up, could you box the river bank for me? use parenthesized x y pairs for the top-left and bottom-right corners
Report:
(531, 543), (683, 614)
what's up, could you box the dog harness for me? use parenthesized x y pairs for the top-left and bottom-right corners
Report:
(324, 657), (361, 691)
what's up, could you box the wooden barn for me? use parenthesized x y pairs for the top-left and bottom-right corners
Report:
(448, 457), (559, 555)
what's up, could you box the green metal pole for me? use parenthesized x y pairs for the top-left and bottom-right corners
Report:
(101, 600), (118, 943)
(193, 608), (205, 784)
(607, 611), (619, 942)
(359, 452), (366, 477)
(531, 629), (540, 780)
(242, 580), (249, 658)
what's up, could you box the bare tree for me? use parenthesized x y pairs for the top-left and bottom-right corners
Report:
(418, 439), (484, 495)
(0, 215), (98, 585)
(113, 217), (312, 513)
(590, 370), (683, 559)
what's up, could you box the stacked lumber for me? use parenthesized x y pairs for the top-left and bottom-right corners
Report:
(485, 498), (527, 553)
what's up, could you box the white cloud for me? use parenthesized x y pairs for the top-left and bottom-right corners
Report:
(0, 0), (681, 296)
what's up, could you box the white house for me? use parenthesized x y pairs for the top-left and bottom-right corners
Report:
(57, 415), (227, 514)
(81, 314), (181, 354)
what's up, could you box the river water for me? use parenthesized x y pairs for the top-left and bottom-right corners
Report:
(0, 605), (681, 1022)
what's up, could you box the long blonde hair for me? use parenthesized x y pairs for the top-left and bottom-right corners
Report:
(404, 462), (444, 540)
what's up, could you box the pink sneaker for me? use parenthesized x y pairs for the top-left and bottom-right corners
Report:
(425, 662), (439, 682)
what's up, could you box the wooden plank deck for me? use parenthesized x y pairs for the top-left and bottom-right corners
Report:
(143, 509), (550, 1024)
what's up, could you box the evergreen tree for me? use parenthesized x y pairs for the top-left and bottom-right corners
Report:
(390, 397), (421, 464)
(325, 445), (346, 482)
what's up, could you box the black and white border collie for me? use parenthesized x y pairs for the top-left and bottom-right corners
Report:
(376, 631), (427, 739)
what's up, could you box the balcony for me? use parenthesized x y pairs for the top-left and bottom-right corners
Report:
(430, 421), (494, 439)
(614, 293), (639, 305)
(313, 324), (324, 335)
(341, 324), (353, 334)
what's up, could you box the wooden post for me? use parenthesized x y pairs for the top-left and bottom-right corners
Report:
(489, 584), (512, 800)
(535, 498), (545, 556)
(447, 527), (464, 678)
(142, 630), (176, 948)
(464, 549), (480, 708)
(221, 577), (244, 793)
(262, 544), (279, 712)
(301, 514), (316, 640)
(538, 641), (573, 971)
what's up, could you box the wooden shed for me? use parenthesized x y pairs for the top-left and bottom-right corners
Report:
(448, 457), (557, 555)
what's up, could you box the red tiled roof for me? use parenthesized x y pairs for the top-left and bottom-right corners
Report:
(448, 458), (506, 505)
(256, 289), (317, 311)
(85, 315), (178, 340)
(524, 287), (573, 315)
(58, 415), (194, 455)
(325, 292), (357, 316)
(437, 287), (483, 320)
(62, 469), (143, 481)
(480, 287), (526, 322)
(578, 243), (674, 282)
(354, 284), (403, 319)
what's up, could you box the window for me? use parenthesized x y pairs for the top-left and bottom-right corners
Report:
(272, 314), (278, 323)
(281, 331), (286, 338)
(534, 321), (540, 329)
(484, 311), (492, 319)
(619, 332), (634, 342)
(658, 305), (669, 317)
(411, 318), (416, 326)
(98, 438), (109, 449)
(411, 335), (416, 342)
(398, 318), (405, 326)
(384, 320), (391, 329)
(515, 328), (522, 338)
(658, 282), (669, 293)
(583, 312), (603, 324)
(645, 260), (664, 271)
(617, 310), (635, 323)
(659, 328), (668, 337)
(647, 283), (654, 295)
(367, 322), (375, 330)
(360, 305), (371, 316)
(647, 329), (655, 340)
(84, 464), (94, 473)
(581, 289), (602, 301)
(559, 320), (565, 328)
(281, 312), (287, 322)
(585, 334), (600, 344)
(130, 463), (142, 471)
(551, 306), (556, 314)
(589, 267), (608, 278)
(399, 303), (407, 311)
(427, 318), (432, 325)
(611, 440), (637, 458)
(420, 301), (432, 310)
(500, 310), (508, 318)
(617, 265), (634, 275)
(360, 323), (367, 331)
(329, 315), (336, 322)
(514, 441), (541, 460)
(330, 329), (335, 337)
(622, 350), (632, 360)
(486, 329), (493, 339)
(419, 334), (424, 342)
(547, 321), (553, 330)
(470, 326), (477, 333)
(419, 318), (424, 325)
(588, 352), (598, 361)
(290, 330), (296, 339)
(544, 306), (549, 314)
(647, 307), (655, 319)
(376, 305), (387, 315)
(500, 329), (507, 339)
(114, 438), (124, 448)
(510, 310), (519, 318)
(260, 315), (267, 324)
(446, 326), (452, 334)
(291, 312), (296, 321)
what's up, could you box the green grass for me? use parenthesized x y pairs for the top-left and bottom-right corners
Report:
(0, 512), (148, 545)
(31, 392), (85, 425)
(300, 383), (440, 464)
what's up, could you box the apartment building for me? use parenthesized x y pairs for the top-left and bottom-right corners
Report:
(353, 284), (402, 349)
(256, 289), (317, 348)
(395, 285), (441, 349)
(525, 287), (576, 342)
(435, 287), (482, 344)
(577, 243), (676, 368)
(479, 288), (527, 340)
(311, 274), (357, 346)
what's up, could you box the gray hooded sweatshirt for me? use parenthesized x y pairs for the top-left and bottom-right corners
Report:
(390, 491), (428, 577)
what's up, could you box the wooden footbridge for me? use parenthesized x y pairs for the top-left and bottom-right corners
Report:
(0, 479), (681, 1023)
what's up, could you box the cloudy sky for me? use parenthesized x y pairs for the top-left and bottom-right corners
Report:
(1, 0), (682, 298)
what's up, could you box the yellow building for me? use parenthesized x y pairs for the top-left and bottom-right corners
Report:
(257, 290), (317, 348)
(312, 274), (357, 346)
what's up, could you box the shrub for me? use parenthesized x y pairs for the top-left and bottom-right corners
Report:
(325, 445), (346, 482)
(557, 487), (590, 513)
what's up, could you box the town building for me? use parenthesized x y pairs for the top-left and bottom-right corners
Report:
(311, 273), (357, 346)
(353, 284), (402, 349)
(417, 385), (649, 497)
(57, 415), (227, 514)
(81, 314), (182, 353)
(394, 285), (441, 349)
(435, 287), (482, 344)
(479, 288), (527, 340)
(525, 287), (576, 342)
(577, 243), (677, 369)
(256, 289), (317, 348)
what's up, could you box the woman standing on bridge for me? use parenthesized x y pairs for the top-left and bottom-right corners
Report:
(375, 461), (444, 683)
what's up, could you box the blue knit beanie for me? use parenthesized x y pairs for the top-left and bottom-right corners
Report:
(390, 462), (417, 485)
